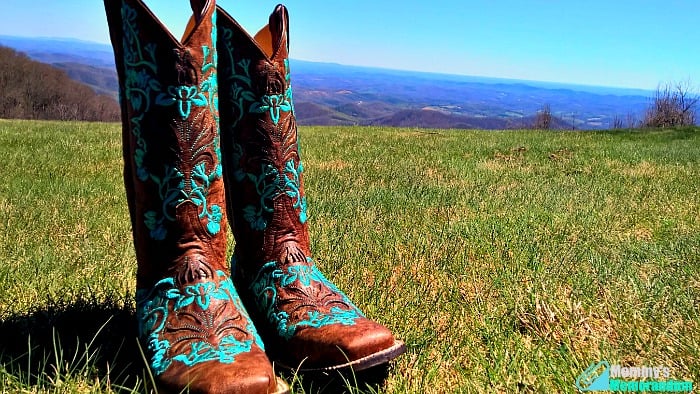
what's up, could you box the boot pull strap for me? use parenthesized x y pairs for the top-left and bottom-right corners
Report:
(189, 0), (210, 24)
(269, 4), (290, 53)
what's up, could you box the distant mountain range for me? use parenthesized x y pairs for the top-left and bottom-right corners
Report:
(0, 35), (654, 129)
(0, 36), (119, 97)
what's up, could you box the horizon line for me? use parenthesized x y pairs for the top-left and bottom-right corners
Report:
(0, 33), (658, 94)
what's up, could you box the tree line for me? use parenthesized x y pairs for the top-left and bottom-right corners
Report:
(533, 80), (698, 130)
(0, 46), (119, 122)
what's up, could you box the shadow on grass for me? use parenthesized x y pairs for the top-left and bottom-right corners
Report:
(283, 364), (392, 393)
(0, 296), (392, 393)
(0, 296), (148, 391)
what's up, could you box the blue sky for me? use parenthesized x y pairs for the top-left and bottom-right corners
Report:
(0, 0), (697, 90)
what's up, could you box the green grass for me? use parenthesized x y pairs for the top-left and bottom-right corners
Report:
(0, 119), (698, 393)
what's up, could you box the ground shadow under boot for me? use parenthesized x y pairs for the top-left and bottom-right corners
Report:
(0, 295), (151, 392)
(281, 364), (392, 393)
(0, 296), (394, 393)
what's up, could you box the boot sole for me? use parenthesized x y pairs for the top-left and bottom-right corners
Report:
(278, 339), (406, 373)
(274, 376), (291, 394)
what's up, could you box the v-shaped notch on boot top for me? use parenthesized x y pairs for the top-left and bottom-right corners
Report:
(216, 5), (289, 62)
(110, 0), (212, 48)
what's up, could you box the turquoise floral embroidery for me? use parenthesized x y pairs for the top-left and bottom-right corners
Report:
(179, 282), (220, 310)
(125, 69), (161, 113)
(251, 94), (292, 125)
(283, 59), (295, 116)
(230, 143), (246, 182)
(173, 336), (253, 366)
(201, 21), (217, 75)
(283, 159), (308, 224)
(156, 85), (208, 118)
(200, 74), (218, 117)
(241, 163), (279, 231)
(228, 81), (256, 127)
(249, 264), (295, 339)
(303, 308), (361, 328)
(133, 145), (149, 181)
(142, 166), (184, 240)
(143, 161), (222, 239)
(122, 5), (157, 75)
(200, 13), (219, 120)
(144, 210), (167, 240)
(220, 27), (256, 129)
(250, 261), (363, 340)
(207, 206), (223, 234)
(235, 159), (307, 230)
(286, 85), (295, 117)
(249, 61), (295, 125)
(148, 337), (172, 375)
(188, 162), (224, 235)
(283, 265), (313, 287)
(136, 271), (263, 375)
(122, 3), (160, 183)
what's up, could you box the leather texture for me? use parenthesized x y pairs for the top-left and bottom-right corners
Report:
(105, 0), (287, 391)
(217, 5), (405, 371)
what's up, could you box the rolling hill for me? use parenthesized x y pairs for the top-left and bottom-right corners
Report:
(0, 45), (119, 121)
(0, 35), (653, 129)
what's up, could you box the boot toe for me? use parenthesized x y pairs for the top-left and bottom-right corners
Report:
(158, 348), (287, 394)
(274, 318), (404, 372)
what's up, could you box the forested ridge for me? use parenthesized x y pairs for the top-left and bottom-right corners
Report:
(0, 46), (119, 121)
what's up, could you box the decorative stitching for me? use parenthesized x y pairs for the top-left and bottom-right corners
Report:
(250, 93), (292, 125)
(250, 260), (363, 340)
(136, 271), (263, 375)
(219, 27), (255, 129)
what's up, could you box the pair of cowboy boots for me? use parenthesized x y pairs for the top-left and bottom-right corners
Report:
(105, 0), (404, 392)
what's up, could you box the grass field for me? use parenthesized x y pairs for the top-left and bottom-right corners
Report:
(0, 119), (698, 393)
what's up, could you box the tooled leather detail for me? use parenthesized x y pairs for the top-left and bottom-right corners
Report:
(173, 254), (214, 284)
(256, 61), (285, 96)
(173, 47), (199, 85)
(248, 242), (363, 340)
(136, 269), (263, 375)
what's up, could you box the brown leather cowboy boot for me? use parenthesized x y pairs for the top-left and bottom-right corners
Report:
(217, 4), (406, 372)
(105, 0), (288, 391)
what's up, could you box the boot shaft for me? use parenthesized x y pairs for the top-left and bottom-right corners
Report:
(217, 5), (310, 275)
(106, 0), (226, 287)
